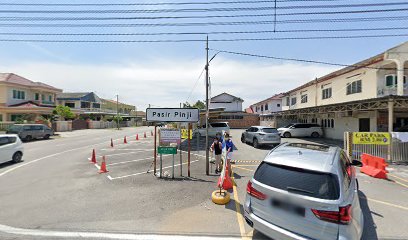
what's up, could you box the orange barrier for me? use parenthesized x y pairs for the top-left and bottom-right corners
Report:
(217, 164), (233, 190)
(110, 138), (114, 147)
(124, 136), (128, 144)
(99, 156), (109, 174)
(90, 149), (97, 164)
(360, 153), (388, 179)
(136, 134), (139, 141)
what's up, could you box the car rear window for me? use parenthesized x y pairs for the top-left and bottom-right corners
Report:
(211, 123), (228, 128)
(254, 162), (340, 200)
(261, 128), (278, 133)
(8, 125), (22, 132)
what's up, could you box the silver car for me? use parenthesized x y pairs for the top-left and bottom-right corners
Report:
(241, 126), (281, 148)
(6, 124), (54, 141)
(278, 123), (323, 138)
(244, 142), (364, 240)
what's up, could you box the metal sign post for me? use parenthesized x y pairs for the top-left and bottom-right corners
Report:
(179, 127), (183, 176)
(188, 123), (191, 177)
(160, 153), (163, 178)
(172, 154), (175, 179)
(154, 125), (157, 175)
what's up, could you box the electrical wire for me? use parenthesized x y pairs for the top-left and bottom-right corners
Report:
(0, 16), (407, 27)
(2, 26), (408, 36)
(1, 8), (407, 21)
(186, 66), (206, 102)
(1, 2), (408, 14)
(208, 48), (408, 71)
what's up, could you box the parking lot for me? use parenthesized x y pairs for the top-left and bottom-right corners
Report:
(0, 128), (407, 239)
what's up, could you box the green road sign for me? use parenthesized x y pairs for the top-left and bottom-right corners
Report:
(158, 146), (177, 155)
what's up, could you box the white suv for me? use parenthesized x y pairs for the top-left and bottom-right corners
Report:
(195, 122), (230, 137)
(278, 123), (323, 138)
(0, 134), (24, 164)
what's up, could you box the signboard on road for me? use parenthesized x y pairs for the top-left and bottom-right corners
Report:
(146, 108), (199, 122)
(181, 129), (193, 139)
(158, 146), (177, 155)
(353, 132), (390, 145)
(160, 129), (181, 143)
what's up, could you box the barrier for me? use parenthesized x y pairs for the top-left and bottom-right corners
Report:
(124, 136), (128, 144)
(136, 134), (139, 141)
(360, 153), (388, 179)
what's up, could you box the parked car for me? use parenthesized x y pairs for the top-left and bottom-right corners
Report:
(195, 122), (230, 137)
(6, 124), (54, 141)
(241, 126), (281, 148)
(244, 142), (364, 240)
(278, 123), (323, 138)
(0, 134), (24, 164)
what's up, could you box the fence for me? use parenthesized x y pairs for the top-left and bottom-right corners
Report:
(345, 132), (408, 164)
(0, 122), (14, 131)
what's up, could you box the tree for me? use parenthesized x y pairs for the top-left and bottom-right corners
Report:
(192, 100), (205, 109)
(54, 105), (75, 120)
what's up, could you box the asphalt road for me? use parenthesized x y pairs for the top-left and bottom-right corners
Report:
(0, 128), (407, 240)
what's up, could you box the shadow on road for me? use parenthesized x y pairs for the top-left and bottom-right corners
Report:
(0, 161), (18, 169)
(359, 191), (379, 240)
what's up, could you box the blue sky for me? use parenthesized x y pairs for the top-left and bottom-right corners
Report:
(0, 0), (407, 109)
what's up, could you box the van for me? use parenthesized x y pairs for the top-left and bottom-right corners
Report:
(6, 124), (54, 141)
(195, 122), (230, 137)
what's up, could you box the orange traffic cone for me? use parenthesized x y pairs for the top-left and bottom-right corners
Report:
(90, 149), (97, 164)
(144, 132), (147, 138)
(124, 136), (127, 144)
(136, 134), (139, 141)
(218, 165), (233, 190)
(99, 156), (109, 174)
(110, 138), (114, 147)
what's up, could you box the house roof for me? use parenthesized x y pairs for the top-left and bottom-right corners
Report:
(0, 73), (62, 92)
(251, 93), (284, 106)
(56, 92), (102, 103)
(101, 98), (135, 107)
(8, 101), (55, 108)
(210, 92), (244, 102)
(57, 92), (90, 99)
(245, 107), (254, 114)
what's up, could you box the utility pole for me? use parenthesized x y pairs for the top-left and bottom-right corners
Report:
(116, 94), (120, 130)
(205, 35), (210, 176)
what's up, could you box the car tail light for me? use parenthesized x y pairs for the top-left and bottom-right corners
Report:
(246, 181), (266, 200)
(311, 205), (352, 224)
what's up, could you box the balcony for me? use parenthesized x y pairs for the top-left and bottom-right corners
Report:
(377, 85), (408, 97)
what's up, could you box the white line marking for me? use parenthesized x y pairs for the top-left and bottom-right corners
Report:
(101, 149), (152, 152)
(107, 156), (160, 166)
(179, 150), (206, 158)
(0, 223), (240, 240)
(110, 160), (199, 180)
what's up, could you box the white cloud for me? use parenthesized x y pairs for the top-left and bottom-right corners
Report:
(0, 57), (337, 110)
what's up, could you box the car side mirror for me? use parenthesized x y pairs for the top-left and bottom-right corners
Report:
(351, 160), (363, 167)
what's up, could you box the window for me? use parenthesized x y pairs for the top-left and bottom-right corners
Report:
(346, 80), (362, 95)
(254, 162), (340, 200)
(261, 128), (278, 133)
(301, 94), (308, 103)
(265, 104), (268, 111)
(322, 88), (332, 99)
(277, 103), (281, 107)
(331, 119), (334, 128)
(48, 95), (52, 102)
(12, 90), (25, 100)
(41, 94), (45, 100)
(286, 97), (290, 106)
(35, 93), (40, 100)
(261, 105), (264, 111)
(385, 74), (407, 87)
(0, 137), (10, 146)
(210, 122), (228, 128)
(65, 102), (75, 108)
(291, 97), (297, 106)
(340, 151), (351, 188)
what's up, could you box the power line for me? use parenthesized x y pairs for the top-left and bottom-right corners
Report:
(0, 0), (345, 6)
(2, 26), (408, 36)
(0, 16), (407, 28)
(186, 66), (206, 102)
(0, 33), (407, 42)
(1, 8), (407, 21)
(1, 2), (408, 14)
(208, 48), (408, 71)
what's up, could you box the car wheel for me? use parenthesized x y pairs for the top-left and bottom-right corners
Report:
(44, 134), (50, 140)
(311, 132), (320, 138)
(283, 132), (291, 138)
(25, 135), (32, 141)
(12, 152), (23, 163)
(253, 138), (259, 148)
(241, 135), (245, 143)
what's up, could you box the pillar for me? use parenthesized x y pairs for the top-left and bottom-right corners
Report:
(388, 99), (394, 132)
(397, 60), (405, 96)
(0, 112), (5, 122)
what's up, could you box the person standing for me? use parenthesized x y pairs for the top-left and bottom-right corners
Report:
(225, 133), (234, 176)
(210, 137), (223, 174)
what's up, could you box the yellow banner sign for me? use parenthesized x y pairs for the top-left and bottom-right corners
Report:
(181, 129), (193, 139)
(353, 132), (391, 145)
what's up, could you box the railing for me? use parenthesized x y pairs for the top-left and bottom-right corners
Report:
(377, 86), (408, 97)
(0, 122), (14, 131)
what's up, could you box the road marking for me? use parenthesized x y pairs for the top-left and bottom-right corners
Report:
(109, 160), (200, 180)
(179, 150), (206, 158)
(231, 170), (252, 240)
(0, 135), (134, 178)
(233, 166), (255, 172)
(362, 197), (408, 211)
(0, 223), (240, 240)
(107, 156), (165, 166)
(393, 180), (408, 189)
(388, 173), (408, 183)
(234, 160), (262, 163)
(233, 164), (259, 167)
(101, 148), (152, 152)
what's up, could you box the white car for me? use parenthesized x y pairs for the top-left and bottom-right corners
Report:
(0, 134), (24, 164)
(278, 123), (323, 138)
(195, 122), (230, 137)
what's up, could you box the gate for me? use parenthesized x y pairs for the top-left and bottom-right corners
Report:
(72, 119), (88, 130)
(344, 132), (408, 163)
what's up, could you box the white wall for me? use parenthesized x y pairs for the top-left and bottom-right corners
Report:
(253, 99), (282, 114)
(210, 101), (242, 112)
